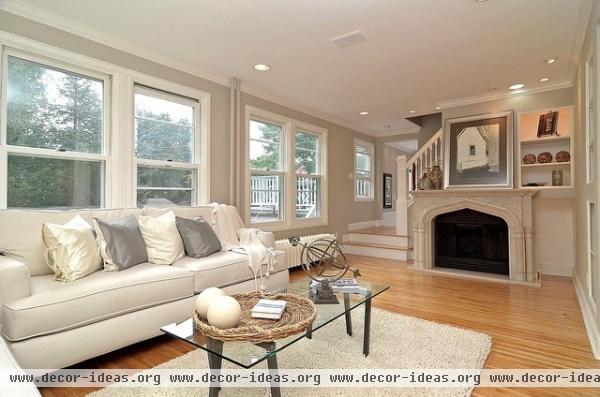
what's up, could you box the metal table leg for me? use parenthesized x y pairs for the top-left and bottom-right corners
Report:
(363, 291), (372, 356)
(258, 342), (281, 397)
(344, 293), (353, 336)
(305, 324), (312, 339)
(206, 337), (223, 397)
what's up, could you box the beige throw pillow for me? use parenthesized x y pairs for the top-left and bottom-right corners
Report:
(42, 215), (102, 281)
(138, 211), (185, 265)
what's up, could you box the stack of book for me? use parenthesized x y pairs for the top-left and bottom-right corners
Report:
(310, 278), (360, 294)
(251, 299), (287, 319)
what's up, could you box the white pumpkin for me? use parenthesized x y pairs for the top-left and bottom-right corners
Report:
(207, 296), (242, 329)
(195, 287), (226, 319)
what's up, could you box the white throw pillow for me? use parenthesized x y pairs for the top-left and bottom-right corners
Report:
(42, 215), (102, 281)
(137, 211), (185, 265)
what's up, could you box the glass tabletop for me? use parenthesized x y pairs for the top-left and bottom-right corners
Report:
(160, 278), (389, 368)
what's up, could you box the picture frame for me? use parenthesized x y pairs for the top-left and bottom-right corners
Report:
(552, 170), (564, 186)
(383, 173), (393, 208)
(537, 111), (560, 137)
(444, 111), (513, 189)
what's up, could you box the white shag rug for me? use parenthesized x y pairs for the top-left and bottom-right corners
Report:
(88, 308), (491, 397)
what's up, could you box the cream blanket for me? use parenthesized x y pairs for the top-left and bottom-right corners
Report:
(210, 203), (275, 291)
(237, 228), (275, 291)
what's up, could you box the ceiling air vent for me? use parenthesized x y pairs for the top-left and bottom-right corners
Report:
(330, 30), (367, 48)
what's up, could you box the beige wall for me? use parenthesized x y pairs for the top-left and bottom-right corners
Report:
(441, 87), (576, 276)
(239, 93), (376, 238)
(374, 143), (403, 225)
(0, 11), (378, 238)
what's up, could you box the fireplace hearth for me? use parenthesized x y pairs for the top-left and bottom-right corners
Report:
(434, 209), (509, 275)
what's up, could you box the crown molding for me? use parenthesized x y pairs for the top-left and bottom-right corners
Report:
(0, 0), (231, 86)
(240, 83), (376, 137)
(371, 128), (420, 138)
(436, 80), (573, 110)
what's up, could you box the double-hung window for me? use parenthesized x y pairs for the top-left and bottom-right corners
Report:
(247, 106), (327, 229)
(295, 129), (323, 219)
(248, 116), (285, 223)
(133, 85), (201, 208)
(2, 51), (108, 209)
(355, 139), (374, 200)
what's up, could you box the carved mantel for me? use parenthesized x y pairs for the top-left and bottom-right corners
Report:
(410, 189), (539, 282)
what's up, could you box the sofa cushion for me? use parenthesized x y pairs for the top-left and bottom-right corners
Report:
(1, 263), (194, 341)
(138, 211), (185, 265)
(176, 216), (221, 258)
(143, 206), (215, 226)
(173, 250), (287, 292)
(0, 208), (142, 277)
(93, 216), (148, 271)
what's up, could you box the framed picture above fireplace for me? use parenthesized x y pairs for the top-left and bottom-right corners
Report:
(444, 111), (514, 189)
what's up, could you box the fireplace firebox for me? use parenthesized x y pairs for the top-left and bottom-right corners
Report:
(434, 209), (509, 275)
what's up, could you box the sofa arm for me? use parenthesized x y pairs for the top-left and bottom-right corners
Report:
(0, 255), (31, 311)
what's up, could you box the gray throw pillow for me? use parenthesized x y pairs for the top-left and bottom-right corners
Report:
(175, 216), (222, 258)
(93, 216), (148, 270)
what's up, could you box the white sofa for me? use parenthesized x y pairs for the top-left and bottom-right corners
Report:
(0, 205), (289, 370)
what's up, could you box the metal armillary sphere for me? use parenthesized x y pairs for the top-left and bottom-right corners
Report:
(289, 236), (361, 304)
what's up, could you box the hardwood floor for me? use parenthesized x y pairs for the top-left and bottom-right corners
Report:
(40, 255), (599, 397)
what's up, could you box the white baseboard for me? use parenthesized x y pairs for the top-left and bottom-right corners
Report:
(540, 262), (574, 277)
(573, 272), (600, 359)
(348, 220), (382, 231)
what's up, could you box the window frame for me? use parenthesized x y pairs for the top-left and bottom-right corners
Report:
(245, 106), (328, 231)
(0, 33), (211, 210)
(0, 47), (112, 209)
(131, 82), (209, 207)
(354, 138), (375, 201)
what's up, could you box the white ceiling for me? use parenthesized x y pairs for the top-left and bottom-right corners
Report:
(3, 0), (592, 136)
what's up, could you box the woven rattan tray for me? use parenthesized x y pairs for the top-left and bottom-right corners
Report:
(193, 291), (317, 343)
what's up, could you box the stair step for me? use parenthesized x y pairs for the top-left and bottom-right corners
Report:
(343, 241), (413, 261)
(344, 232), (409, 248)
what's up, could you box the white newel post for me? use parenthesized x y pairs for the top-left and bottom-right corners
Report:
(396, 155), (408, 236)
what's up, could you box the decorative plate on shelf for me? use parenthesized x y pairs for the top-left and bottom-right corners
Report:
(537, 152), (553, 163)
(522, 154), (536, 164)
(555, 151), (570, 163)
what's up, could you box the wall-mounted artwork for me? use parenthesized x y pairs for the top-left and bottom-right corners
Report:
(383, 173), (393, 208)
(444, 111), (513, 189)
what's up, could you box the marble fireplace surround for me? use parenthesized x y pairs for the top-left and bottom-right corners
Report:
(411, 189), (539, 283)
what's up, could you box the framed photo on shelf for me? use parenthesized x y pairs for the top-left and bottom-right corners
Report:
(383, 173), (393, 208)
(537, 111), (560, 137)
(444, 111), (513, 189)
(552, 170), (564, 186)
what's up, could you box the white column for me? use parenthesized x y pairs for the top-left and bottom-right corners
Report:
(396, 155), (408, 236)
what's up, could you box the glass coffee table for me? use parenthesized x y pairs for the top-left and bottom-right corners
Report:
(161, 278), (389, 397)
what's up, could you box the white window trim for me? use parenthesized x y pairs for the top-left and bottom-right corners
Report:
(0, 31), (211, 209)
(354, 138), (375, 202)
(245, 106), (328, 231)
(0, 47), (112, 208)
(130, 80), (210, 207)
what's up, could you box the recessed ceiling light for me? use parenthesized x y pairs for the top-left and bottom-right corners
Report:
(509, 83), (525, 90)
(253, 63), (271, 71)
(409, 110), (416, 114)
(473, 0), (488, 2)
(434, 106), (441, 110)
(545, 57), (557, 64)
(539, 77), (550, 82)
(357, 111), (369, 115)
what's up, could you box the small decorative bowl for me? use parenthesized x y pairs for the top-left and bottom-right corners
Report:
(537, 152), (553, 163)
(523, 154), (536, 164)
(556, 151), (570, 163)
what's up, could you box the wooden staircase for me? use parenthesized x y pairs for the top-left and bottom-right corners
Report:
(342, 227), (412, 261)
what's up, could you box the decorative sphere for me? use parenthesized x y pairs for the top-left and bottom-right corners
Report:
(207, 296), (241, 329)
(195, 287), (226, 319)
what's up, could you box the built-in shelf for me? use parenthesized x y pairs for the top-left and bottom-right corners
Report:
(520, 136), (571, 146)
(521, 161), (571, 168)
(517, 105), (574, 191)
